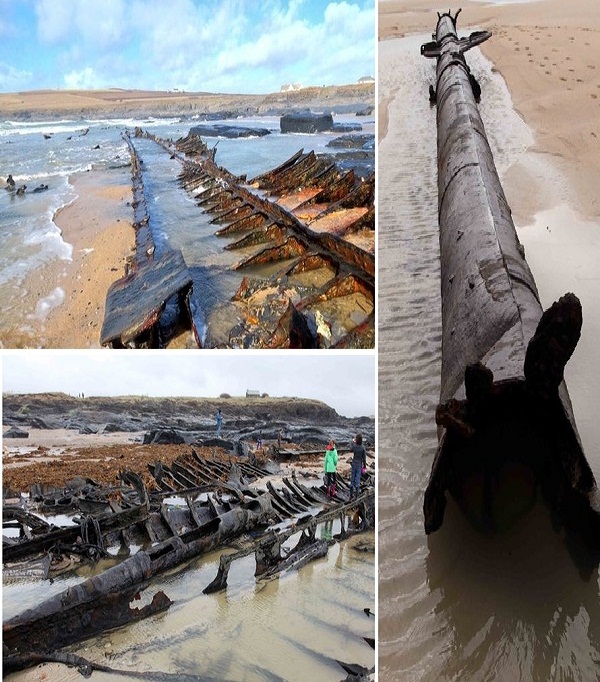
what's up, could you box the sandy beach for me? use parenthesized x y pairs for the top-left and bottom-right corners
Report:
(44, 171), (134, 347)
(4, 169), (135, 348)
(379, 0), (600, 222)
(379, 0), (600, 454)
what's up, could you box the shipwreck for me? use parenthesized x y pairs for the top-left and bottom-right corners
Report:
(3, 447), (374, 674)
(421, 11), (600, 556)
(100, 125), (374, 349)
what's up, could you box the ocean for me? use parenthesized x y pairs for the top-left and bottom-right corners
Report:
(379, 33), (600, 681)
(0, 114), (374, 346)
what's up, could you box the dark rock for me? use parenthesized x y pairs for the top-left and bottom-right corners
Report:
(280, 111), (333, 134)
(233, 440), (252, 457)
(356, 106), (374, 116)
(189, 124), (270, 138)
(4, 427), (29, 438)
(326, 134), (374, 149)
(102, 423), (122, 433)
(143, 429), (185, 445)
(78, 425), (98, 435)
(331, 122), (362, 133)
(200, 437), (234, 450)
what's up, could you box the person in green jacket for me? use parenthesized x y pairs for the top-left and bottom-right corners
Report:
(324, 439), (338, 498)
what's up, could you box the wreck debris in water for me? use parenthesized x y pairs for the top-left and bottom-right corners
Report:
(101, 126), (374, 349)
(421, 11), (600, 558)
(3, 447), (374, 662)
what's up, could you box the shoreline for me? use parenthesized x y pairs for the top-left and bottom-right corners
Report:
(3, 167), (135, 348)
(44, 169), (134, 348)
(378, 0), (600, 222)
(378, 0), (600, 467)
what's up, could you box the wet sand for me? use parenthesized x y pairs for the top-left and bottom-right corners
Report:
(378, 4), (600, 680)
(379, 0), (600, 221)
(3, 169), (135, 348)
(379, 0), (600, 457)
(43, 172), (134, 348)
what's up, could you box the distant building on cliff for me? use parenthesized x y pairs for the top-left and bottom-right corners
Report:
(280, 83), (303, 92)
(246, 389), (261, 397)
(358, 76), (375, 84)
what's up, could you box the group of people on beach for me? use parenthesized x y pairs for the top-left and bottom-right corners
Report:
(215, 408), (367, 498)
(324, 433), (367, 499)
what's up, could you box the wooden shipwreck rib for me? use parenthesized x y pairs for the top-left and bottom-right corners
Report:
(101, 127), (374, 348)
(421, 11), (600, 552)
(3, 450), (374, 658)
(100, 132), (193, 348)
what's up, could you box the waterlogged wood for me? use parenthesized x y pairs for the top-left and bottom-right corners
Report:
(101, 249), (192, 346)
(203, 489), (374, 593)
(421, 12), (600, 552)
(129, 129), (374, 347)
(3, 494), (274, 655)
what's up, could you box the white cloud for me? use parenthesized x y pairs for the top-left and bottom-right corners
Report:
(35, 0), (75, 44)
(28, 1), (374, 93)
(35, 0), (126, 48)
(0, 63), (33, 90)
(63, 66), (100, 89)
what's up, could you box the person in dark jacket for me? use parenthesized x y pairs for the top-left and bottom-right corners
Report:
(350, 432), (367, 498)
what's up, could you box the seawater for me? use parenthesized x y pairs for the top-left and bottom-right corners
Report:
(379, 35), (600, 681)
(3, 521), (374, 681)
(0, 114), (373, 345)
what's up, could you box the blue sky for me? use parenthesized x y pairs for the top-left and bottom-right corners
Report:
(2, 352), (376, 418)
(0, 0), (375, 93)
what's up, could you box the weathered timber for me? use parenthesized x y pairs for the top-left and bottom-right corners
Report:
(100, 249), (192, 347)
(3, 494), (274, 655)
(123, 130), (374, 347)
(421, 11), (600, 552)
(101, 132), (193, 347)
(203, 489), (374, 593)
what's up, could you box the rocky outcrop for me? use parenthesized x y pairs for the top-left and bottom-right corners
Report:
(2, 393), (373, 445)
(280, 111), (333, 133)
(189, 124), (270, 138)
(143, 429), (186, 445)
(3, 427), (29, 439)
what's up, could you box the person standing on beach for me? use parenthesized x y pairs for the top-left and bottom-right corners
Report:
(216, 408), (223, 438)
(324, 439), (338, 497)
(350, 433), (367, 499)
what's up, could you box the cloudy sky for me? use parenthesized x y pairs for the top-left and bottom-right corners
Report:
(2, 352), (375, 418)
(0, 0), (375, 93)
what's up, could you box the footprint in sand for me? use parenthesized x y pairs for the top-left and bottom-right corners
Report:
(577, 79), (583, 83)
(560, 76), (567, 81)
(592, 94), (598, 99)
(569, 68), (575, 72)
(588, 65), (596, 70)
